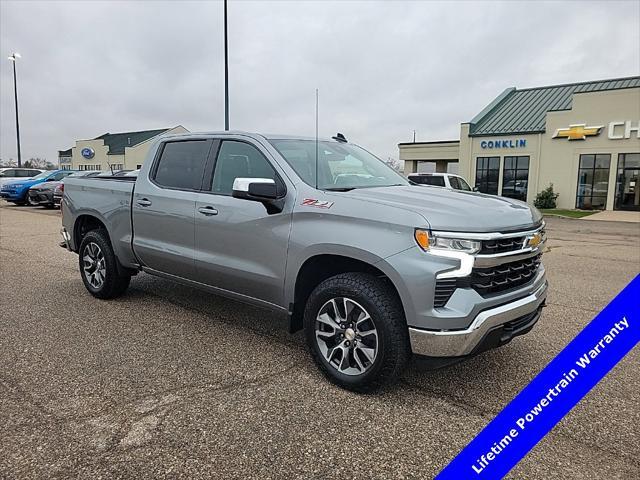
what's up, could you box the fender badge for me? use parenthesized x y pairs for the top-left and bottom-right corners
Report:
(302, 198), (334, 209)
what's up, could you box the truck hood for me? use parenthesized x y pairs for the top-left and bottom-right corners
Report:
(339, 185), (542, 232)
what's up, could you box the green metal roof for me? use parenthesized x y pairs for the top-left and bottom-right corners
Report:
(469, 76), (640, 136)
(95, 128), (171, 155)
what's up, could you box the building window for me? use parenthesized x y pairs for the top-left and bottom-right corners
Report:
(502, 156), (529, 201)
(615, 153), (640, 211)
(136, 164), (142, 169)
(576, 154), (610, 210)
(79, 164), (101, 171)
(475, 156), (500, 195)
(110, 163), (124, 172)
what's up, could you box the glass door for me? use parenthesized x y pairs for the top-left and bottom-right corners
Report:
(615, 153), (640, 211)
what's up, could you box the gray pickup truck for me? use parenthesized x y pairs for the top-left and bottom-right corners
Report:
(61, 131), (547, 392)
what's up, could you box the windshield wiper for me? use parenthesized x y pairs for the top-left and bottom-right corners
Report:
(323, 187), (356, 192)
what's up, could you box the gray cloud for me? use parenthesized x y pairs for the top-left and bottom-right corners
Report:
(1, 0), (638, 164)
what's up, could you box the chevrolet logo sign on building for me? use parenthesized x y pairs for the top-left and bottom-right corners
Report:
(552, 124), (603, 140)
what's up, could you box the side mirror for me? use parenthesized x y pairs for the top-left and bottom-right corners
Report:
(472, 186), (479, 192)
(232, 178), (278, 201)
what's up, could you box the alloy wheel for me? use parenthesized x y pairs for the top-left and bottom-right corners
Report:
(315, 297), (379, 376)
(82, 242), (106, 289)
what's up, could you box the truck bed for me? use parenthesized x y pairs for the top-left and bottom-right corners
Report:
(62, 176), (137, 267)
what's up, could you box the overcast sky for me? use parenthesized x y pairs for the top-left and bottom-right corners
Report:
(1, 0), (638, 165)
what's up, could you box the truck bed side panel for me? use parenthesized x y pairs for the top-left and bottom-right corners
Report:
(62, 178), (138, 268)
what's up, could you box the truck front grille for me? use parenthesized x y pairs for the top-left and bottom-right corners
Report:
(462, 254), (542, 296)
(480, 237), (525, 255)
(433, 254), (541, 307)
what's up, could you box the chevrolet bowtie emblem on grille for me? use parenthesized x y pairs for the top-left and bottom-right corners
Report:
(552, 124), (603, 141)
(524, 233), (542, 249)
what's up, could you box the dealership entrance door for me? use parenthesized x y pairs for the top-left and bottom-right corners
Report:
(615, 153), (640, 211)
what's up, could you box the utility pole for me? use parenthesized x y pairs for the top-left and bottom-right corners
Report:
(224, 0), (229, 130)
(413, 130), (416, 143)
(8, 53), (22, 167)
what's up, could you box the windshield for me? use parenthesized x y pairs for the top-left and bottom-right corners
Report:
(269, 139), (408, 190)
(30, 171), (51, 180)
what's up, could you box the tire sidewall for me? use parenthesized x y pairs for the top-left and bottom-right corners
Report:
(304, 277), (396, 389)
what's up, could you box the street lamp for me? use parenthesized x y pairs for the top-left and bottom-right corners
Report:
(7, 52), (22, 168)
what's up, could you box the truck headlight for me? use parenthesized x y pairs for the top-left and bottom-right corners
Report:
(414, 230), (481, 254)
(432, 236), (480, 254)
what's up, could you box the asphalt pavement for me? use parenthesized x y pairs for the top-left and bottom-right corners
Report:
(1, 203), (638, 479)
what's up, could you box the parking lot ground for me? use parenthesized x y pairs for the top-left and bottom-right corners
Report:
(1, 203), (639, 479)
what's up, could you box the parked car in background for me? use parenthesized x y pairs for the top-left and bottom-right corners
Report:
(0, 170), (75, 205)
(52, 171), (102, 208)
(0, 167), (44, 189)
(408, 172), (473, 191)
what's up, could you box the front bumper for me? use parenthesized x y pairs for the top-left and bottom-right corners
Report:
(409, 276), (547, 357)
(29, 190), (54, 205)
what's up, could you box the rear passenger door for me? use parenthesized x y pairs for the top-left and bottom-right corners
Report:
(132, 139), (214, 279)
(194, 139), (291, 307)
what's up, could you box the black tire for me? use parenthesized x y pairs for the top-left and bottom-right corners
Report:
(78, 229), (131, 299)
(24, 194), (35, 206)
(304, 272), (410, 393)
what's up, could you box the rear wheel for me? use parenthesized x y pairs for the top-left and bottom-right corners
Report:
(79, 229), (131, 299)
(304, 273), (410, 393)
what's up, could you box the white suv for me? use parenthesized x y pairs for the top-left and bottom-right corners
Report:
(0, 167), (44, 188)
(408, 173), (474, 192)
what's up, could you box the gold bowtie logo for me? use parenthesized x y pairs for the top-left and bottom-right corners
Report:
(524, 233), (542, 249)
(552, 124), (603, 141)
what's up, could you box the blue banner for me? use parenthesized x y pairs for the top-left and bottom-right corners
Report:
(436, 274), (640, 480)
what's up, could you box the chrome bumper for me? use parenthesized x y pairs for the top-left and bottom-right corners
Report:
(409, 278), (548, 357)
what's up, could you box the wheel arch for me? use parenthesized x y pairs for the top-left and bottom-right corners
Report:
(288, 253), (406, 333)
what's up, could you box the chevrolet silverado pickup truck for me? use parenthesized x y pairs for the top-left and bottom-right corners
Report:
(60, 131), (547, 392)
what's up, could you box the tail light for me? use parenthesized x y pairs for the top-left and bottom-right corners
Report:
(55, 183), (64, 193)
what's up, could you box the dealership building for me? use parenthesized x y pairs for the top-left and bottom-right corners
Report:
(58, 126), (188, 171)
(399, 76), (640, 211)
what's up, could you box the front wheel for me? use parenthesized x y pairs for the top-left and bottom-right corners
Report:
(79, 229), (131, 299)
(304, 273), (410, 393)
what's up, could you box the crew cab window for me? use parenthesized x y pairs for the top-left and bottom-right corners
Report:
(211, 141), (278, 195)
(0, 170), (15, 177)
(153, 140), (211, 190)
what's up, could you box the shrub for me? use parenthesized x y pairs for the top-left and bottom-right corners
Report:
(534, 184), (559, 209)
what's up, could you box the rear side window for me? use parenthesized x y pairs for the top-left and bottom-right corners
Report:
(415, 176), (445, 187)
(1, 169), (15, 177)
(153, 140), (211, 190)
(211, 140), (279, 195)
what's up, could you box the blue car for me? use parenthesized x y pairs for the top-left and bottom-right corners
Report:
(0, 170), (76, 205)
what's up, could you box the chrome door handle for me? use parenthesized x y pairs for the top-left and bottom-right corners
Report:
(136, 198), (152, 207)
(198, 206), (218, 216)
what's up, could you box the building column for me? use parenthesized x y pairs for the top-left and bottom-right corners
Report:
(404, 160), (418, 174)
(435, 160), (448, 173)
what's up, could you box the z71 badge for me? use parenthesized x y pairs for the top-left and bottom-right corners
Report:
(301, 198), (334, 209)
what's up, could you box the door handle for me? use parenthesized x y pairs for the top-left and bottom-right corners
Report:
(198, 206), (218, 216)
(136, 198), (152, 207)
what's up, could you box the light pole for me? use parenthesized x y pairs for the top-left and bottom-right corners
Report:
(8, 53), (22, 168)
(223, 0), (229, 130)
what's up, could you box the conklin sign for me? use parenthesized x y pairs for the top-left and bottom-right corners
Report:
(480, 139), (527, 149)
